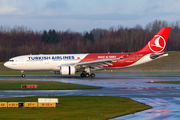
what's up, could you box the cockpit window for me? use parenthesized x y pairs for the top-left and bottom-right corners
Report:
(8, 60), (14, 62)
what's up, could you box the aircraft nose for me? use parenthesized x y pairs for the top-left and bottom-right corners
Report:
(4, 62), (9, 68)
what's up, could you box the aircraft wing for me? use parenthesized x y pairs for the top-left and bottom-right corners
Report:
(60, 57), (125, 70)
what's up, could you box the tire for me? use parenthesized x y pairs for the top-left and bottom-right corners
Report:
(85, 73), (89, 78)
(80, 73), (85, 77)
(22, 74), (25, 78)
(90, 73), (95, 78)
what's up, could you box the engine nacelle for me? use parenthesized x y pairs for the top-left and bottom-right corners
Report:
(60, 66), (76, 75)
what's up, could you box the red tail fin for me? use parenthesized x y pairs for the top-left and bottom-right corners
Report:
(136, 27), (171, 53)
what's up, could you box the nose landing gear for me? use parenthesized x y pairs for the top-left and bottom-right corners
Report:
(22, 74), (26, 78)
(21, 71), (25, 78)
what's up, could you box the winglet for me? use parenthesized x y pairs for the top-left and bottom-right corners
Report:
(136, 27), (171, 53)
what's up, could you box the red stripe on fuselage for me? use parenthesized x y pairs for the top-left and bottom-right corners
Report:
(79, 53), (147, 68)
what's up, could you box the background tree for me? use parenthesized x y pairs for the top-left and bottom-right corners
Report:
(1, 20), (180, 62)
(83, 32), (94, 42)
(42, 29), (59, 44)
(42, 30), (48, 43)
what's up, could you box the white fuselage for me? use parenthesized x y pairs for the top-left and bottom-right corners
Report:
(4, 54), (88, 71)
(4, 53), (168, 72)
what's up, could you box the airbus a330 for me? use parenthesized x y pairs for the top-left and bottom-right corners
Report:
(4, 27), (171, 78)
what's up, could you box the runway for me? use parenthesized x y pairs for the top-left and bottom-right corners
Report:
(1, 73), (180, 120)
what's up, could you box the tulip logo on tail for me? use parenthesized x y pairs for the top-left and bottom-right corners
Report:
(148, 35), (166, 52)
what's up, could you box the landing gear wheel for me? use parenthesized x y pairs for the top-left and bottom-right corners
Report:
(80, 73), (85, 77)
(22, 74), (25, 78)
(90, 73), (95, 78)
(85, 73), (89, 78)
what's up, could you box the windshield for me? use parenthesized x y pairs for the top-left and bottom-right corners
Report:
(8, 59), (14, 62)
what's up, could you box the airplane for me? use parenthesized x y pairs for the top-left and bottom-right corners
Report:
(4, 27), (171, 78)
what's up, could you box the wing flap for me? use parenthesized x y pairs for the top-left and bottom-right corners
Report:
(58, 57), (124, 70)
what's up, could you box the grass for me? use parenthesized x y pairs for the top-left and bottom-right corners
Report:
(0, 96), (152, 120)
(153, 81), (180, 84)
(0, 80), (101, 90)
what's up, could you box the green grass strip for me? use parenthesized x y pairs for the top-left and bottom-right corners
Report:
(0, 80), (101, 90)
(153, 81), (180, 84)
(0, 96), (152, 120)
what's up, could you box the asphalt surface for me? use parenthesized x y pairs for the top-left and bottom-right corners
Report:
(1, 73), (180, 120)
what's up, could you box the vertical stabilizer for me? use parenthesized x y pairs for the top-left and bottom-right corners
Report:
(136, 27), (171, 53)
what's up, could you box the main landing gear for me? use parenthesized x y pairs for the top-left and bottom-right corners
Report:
(80, 67), (95, 78)
(80, 72), (95, 78)
(21, 71), (25, 78)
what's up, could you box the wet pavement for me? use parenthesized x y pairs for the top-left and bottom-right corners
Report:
(1, 73), (180, 120)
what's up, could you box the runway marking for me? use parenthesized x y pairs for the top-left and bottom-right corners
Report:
(120, 87), (180, 89)
(93, 82), (130, 84)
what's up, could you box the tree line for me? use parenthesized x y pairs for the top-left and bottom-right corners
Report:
(0, 20), (180, 62)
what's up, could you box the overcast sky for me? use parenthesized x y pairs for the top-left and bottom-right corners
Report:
(0, 0), (180, 32)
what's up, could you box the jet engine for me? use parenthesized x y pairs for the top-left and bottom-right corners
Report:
(59, 66), (76, 75)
